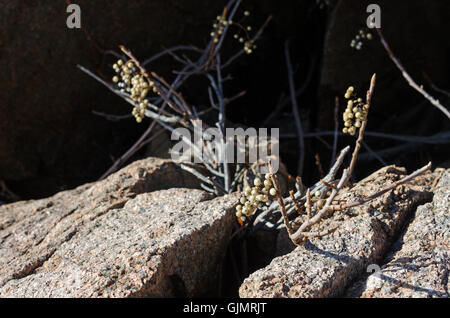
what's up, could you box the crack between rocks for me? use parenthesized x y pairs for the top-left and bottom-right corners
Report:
(341, 190), (435, 297)
(441, 258), (449, 297)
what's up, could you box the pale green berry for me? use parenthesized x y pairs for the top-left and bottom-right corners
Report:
(269, 188), (277, 196)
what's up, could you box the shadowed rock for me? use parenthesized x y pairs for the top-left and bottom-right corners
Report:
(0, 157), (240, 297)
(346, 170), (449, 298)
(239, 166), (440, 298)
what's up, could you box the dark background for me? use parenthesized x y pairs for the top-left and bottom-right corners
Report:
(1, 0), (449, 202)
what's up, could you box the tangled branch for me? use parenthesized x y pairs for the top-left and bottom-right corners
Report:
(255, 73), (432, 246)
(79, 0), (272, 196)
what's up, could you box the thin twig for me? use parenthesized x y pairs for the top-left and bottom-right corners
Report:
(280, 130), (450, 144)
(285, 40), (305, 176)
(315, 153), (325, 178)
(99, 119), (160, 179)
(358, 142), (419, 162)
(348, 73), (376, 177)
(180, 164), (226, 195)
(252, 146), (350, 229)
(329, 162), (432, 211)
(92, 110), (133, 122)
(222, 15), (272, 69)
(423, 72), (450, 99)
(142, 45), (203, 67)
(269, 161), (294, 237)
(289, 190), (304, 215)
(291, 168), (350, 242)
(331, 96), (339, 166)
(377, 29), (450, 120)
(305, 188), (312, 219)
(262, 52), (316, 126)
(361, 140), (388, 166)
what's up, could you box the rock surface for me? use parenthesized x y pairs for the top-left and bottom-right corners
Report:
(0, 157), (239, 297)
(239, 166), (441, 298)
(346, 170), (449, 298)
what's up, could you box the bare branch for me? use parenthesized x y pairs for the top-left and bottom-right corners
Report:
(285, 40), (305, 176)
(289, 190), (304, 215)
(290, 168), (350, 242)
(376, 29), (450, 120)
(331, 96), (339, 167)
(329, 162), (432, 211)
(269, 161), (294, 238)
(348, 73), (376, 177)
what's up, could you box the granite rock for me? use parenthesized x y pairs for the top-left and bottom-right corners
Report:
(239, 166), (440, 297)
(0, 157), (241, 297)
(346, 169), (449, 298)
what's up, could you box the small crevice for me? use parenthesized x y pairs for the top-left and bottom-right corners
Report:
(342, 190), (436, 297)
(12, 249), (57, 281)
(9, 229), (78, 285)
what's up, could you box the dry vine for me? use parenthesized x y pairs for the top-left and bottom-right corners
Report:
(256, 73), (432, 246)
(79, 3), (435, 245)
(79, 0), (272, 195)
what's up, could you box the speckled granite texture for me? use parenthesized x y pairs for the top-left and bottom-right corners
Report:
(239, 166), (443, 298)
(0, 157), (239, 297)
(346, 170), (449, 298)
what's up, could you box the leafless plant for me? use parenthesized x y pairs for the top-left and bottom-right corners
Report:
(78, 3), (435, 243)
(255, 74), (432, 246)
(79, 0), (272, 196)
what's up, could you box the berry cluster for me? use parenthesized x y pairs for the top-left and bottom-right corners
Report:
(211, 14), (232, 44)
(350, 29), (373, 50)
(235, 174), (277, 223)
(233, 10), (257, 54)
(342, 86), (369, 136)
(210, 10), (257, 55)
(112, 59), (157, 123)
